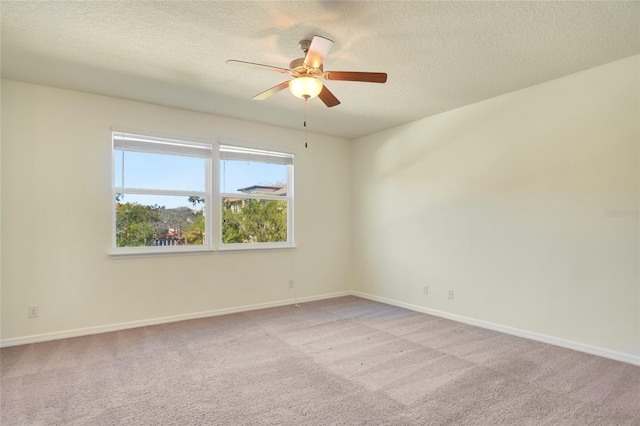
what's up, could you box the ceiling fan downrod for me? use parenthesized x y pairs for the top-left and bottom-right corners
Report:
(298, 39), (311, 54)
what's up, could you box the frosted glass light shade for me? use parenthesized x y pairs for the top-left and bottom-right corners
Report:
(289, 77), (323, 99)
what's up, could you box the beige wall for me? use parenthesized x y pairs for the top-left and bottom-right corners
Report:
(2, 56), (639, 362)
(351, 56), (639, 361)
(1, 80), (352, 341)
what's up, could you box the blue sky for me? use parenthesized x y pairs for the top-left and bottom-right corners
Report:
(220, 159), (286, 194)
(115, 152), (286, 209)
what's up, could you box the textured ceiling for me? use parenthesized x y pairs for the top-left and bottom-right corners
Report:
(1, 1), (639, 139)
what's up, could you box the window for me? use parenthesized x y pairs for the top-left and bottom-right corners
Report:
(111, 133), (294, 255)
(112, 132), (211, 253)
(220, 145), (294, 249)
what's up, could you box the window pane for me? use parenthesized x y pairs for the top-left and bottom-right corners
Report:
(115, 150), (206, 191)
(116, 194), (206, 247)
(222, 198), (287, 243)
(220, 159), (287, 195)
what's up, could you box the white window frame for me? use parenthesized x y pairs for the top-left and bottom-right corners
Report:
(111, 131), (213, 256)
(219, 144), (294, 251)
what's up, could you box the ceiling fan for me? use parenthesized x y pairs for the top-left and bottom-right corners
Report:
(226, 35), (387, 107)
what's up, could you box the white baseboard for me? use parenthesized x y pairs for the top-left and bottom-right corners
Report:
(0, 291), (350, 348)
(352, 291), (640, 366)
(4, 289), (638, 366)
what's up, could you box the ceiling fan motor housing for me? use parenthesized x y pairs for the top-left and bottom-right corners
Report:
(289, 58), (323, 77)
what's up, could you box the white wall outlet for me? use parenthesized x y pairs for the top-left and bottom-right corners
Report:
(28, 305), (39, 318)
(448, 290), (454, 300)
(423, 286), (429, 295)
(289, 280), (295, 288)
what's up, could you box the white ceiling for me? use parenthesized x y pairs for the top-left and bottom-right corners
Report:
(1, 1), (638, 139)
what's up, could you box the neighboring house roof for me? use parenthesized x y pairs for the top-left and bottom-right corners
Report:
(236, 184), (286, 196)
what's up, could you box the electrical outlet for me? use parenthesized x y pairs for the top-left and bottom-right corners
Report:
(28, 305), (39, 318)
(448, 290), (454, 300)
(289, 280), (295, 288)
(423, 286), (429, 295)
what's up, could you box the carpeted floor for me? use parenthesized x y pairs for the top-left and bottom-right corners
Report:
(1, 296), (639, 425)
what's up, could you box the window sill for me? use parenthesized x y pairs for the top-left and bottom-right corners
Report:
(217, 243), (297, 253)
(109, 244), (297, 258)
(109, 246), (215, 259)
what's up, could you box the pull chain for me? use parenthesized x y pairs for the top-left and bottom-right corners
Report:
(304, 98), (308, 148)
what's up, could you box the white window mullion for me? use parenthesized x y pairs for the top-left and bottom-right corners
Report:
(220, 193), (288, 202)
(119, 188), (208, 198)
(287, 164), (294, 245)
(205, 149), (213, 249)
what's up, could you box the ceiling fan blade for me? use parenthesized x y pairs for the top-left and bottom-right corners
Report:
(323, 71), (387, 83)
(226, 60), (290, 74)
(318, 85), (340, 108)
(253, 81), (291, 100)
(304, 35), (334, 69)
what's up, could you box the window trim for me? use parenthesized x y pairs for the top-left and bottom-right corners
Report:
(109, 245), (216, 258)
(109, 133), (295, 256)
(218, 143), (294, 250)
(111, 131), (213, 254)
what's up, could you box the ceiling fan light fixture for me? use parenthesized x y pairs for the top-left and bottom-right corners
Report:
(227, 35), (386, 107)
(289, 77), (323, 99)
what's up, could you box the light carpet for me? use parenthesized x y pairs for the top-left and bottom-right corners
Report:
(1, 296), (639, 425)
